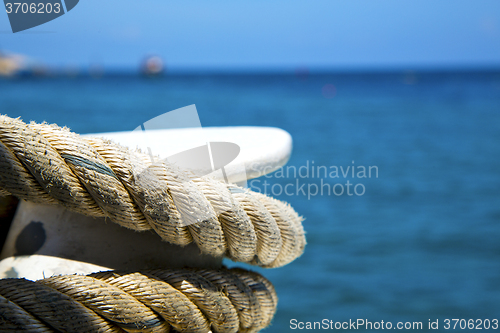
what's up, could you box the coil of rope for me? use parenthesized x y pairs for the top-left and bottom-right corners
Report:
(0, 267), (277, 333)
(0, 115), (306, 332)
(0, 115), (305, 268)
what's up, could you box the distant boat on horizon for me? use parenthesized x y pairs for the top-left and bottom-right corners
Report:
(140, 55), (165, 77)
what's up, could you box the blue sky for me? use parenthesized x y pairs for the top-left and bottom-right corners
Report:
(1, 0), (500, 71)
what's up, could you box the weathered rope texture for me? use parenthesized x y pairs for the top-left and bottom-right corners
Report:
(0, 267), (277, 333)
(0, 115), (305, 268)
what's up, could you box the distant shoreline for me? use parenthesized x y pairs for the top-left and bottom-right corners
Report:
(2, 67), (500, 79)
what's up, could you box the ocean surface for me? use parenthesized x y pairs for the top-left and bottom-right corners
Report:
(1, 71), (500, 332)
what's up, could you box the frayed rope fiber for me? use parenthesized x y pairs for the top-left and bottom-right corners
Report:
(0, 267), (277, 333)
(0, 115), (305, 267)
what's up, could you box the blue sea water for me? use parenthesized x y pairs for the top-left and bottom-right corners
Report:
(1, 71), (500, 332)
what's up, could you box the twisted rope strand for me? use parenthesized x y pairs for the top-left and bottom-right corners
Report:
(147, 269), (239, 333)
(0, 278), (123, 333)
(0, 267), (277, 333)
(0, 294), (54, 333)
(90, 271), (209, 333)
(0, 115), (305, 267)
(195, 268), (261, 333)
(192, 178), (257, 264)
(230, 268), (277, 330)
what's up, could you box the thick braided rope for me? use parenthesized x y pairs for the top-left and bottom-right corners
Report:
(0, 115), (305, 268)
(0, 267), (277, 333)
